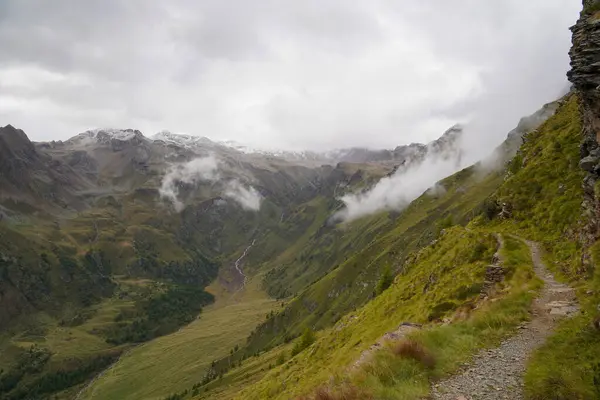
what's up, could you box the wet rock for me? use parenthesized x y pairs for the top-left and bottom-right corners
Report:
(568, 1), (600, 244)
(580, 155), (599, 172)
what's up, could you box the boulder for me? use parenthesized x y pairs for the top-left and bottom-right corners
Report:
(580, 155), (599, 172)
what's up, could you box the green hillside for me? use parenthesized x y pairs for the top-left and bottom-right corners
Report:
(2, 91), (592, 400)
(1, 2), (597, 400)
(154, 94), (597, 400)
(0, 147), (394, 399)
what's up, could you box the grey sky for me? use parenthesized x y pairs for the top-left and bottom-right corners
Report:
(0, 0), (580, 150)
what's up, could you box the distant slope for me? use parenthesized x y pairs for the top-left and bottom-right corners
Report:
(0, 86), (565, 399)
(243, 165), (503, 353)
(81, 278), (277, 400)
(181, 94), (592, 400)
(167, 97), (561, 388)
(0, 120), (462, 399)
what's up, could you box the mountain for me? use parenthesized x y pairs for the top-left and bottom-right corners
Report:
(0, 100), (576, 400)
(153, 125), (463, 166)
(0, 99), (563, 400)
(2, 4), (599, 399)
(1, 123), (466, 224)
(0, 125), (95, 215)
(0, 119), (469, 399)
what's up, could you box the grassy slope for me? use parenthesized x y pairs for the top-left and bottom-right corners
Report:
(340, 234), (538, 400)
(193, 94), (590, 400)
(0, 285), (138, 400)
(185, 162), (506, 398)
(82, 277), (278, 400)
(486, 95), (600, 399)
(3, 94), (591, 399)
(194, 342), (296, 400)
(186, 226), (534, 400)
(227, 223), (542, 400)
(0, 157), (389, 398)
(243, 166), (503, 354)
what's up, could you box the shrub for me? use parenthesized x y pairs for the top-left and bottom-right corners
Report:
(291, 328), (316, 356)
(436, 214), (454, 235)
(375, 266), (393, 296)
(482, 198), (500, 220)
(276, 352), (286, 365)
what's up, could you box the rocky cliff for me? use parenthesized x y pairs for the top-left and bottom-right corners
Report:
(568, 0), (600, 241)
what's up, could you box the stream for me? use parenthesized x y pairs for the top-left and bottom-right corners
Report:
(234, 239), (256, 288)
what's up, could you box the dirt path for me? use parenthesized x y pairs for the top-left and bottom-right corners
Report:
(430, 237), (578, 400)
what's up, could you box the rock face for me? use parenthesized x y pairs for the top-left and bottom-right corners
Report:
(0, 125), (38, 188)
(0, 124), (37, 159)
(0, 125), (94, 211)
(568, 0), (600, 242)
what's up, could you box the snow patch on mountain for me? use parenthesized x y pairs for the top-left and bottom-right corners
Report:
(68, 128), (147, 146)
(152, 131), (215, 149)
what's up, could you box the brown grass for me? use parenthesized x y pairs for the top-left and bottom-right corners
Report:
(390, 339), (436, 369)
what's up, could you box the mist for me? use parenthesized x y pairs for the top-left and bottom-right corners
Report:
(159, 156), (220, 212)
(0, 0), (580, 220)
(0, 1), (579, 152)
(334, 82), (565, 223)
(224, 181), (263, 211)
(159, 156), (262, 212)
(334, 151), (464, 222)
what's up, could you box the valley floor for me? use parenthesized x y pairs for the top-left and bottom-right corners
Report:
(79, 276), (278, 400)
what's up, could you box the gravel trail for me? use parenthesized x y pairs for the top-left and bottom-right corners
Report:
(430, 237), (578, 400)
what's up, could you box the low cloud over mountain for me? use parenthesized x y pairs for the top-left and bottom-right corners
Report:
(159, 155), (262, 212)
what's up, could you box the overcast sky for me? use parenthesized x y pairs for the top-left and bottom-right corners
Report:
(0, 0), (580, 150)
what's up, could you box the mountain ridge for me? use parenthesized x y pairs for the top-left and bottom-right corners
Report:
(37, 124), (464, 166)
(0, 6), (595, 398)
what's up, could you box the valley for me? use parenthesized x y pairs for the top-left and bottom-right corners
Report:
(80, 276), (278, 400)
(1, 2), (599, 400)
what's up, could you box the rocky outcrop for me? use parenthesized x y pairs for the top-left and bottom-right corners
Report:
(480, 235), (505, 299)
(0, 124), (37, 159)
(0, 125), (40, 190)
(568, 0), (600, 242)
(0, 125), (95, 212)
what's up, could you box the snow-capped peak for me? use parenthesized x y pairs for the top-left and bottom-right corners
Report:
(151, 131), (215, 148)
(68, 128), (147, 145)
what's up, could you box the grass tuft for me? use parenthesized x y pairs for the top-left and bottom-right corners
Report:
(390, 339), (436, 369)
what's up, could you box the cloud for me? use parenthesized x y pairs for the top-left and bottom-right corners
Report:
(159, 155), (262, 212)
(224, 181), (263, 211)
(159, 155), (220, 211)
(334, 151), (462, 222)
(0, 0), (580, 152)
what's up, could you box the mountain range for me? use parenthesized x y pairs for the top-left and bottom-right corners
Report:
(1, 2), (600, 400)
